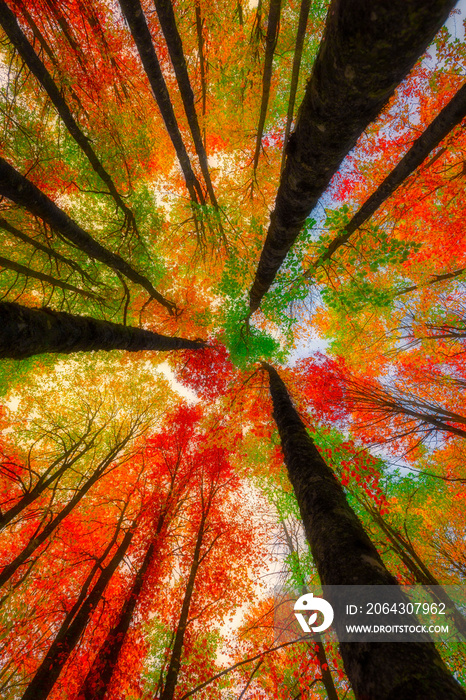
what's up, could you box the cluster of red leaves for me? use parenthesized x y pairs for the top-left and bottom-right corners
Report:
(175, 343), (236, 401)
(292, 352), (352, 424)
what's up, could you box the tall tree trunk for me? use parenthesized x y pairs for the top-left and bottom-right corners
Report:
(0, 302), (205, 359)
(305, 82), (466, 276)
(117, 0), (205, 206)
(153, 0), (219, 208)
(252, 0), (281, 177)
(236, 0), (243, 26)
(280, 0), (311, 173)
(0, 158), (177, 314)
(20, 523), (135, 700)
(77, 507), (169, 699)
(249, 0), (457, 312)
(194, 0), (207, 148)
(160, 515), (206, 700)
(262, 363), (466, 699)
(0, 0), (135, 230)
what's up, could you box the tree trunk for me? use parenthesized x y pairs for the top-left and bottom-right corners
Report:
(20, 524), (135, 700)
(0, 302), (205, 359)
(153, 0), (218, 208)
(118, 0), (205, 206)
(194, 0), (207, 148)
(249, 0), (457, 312)
(77, 508), (168, 699)
(160, 515), (206, 700)
(263, 363), (466, 699)
(0, 158), (177, 314)
(280, 0), (311, 173)
(305, 82), (466, 275)
(252, 0), (281, 176)
(236, 0), (243, 26)
(0, 0), (135, 229)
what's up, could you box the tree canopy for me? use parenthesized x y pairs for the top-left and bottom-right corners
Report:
(0, 0), (465, 698)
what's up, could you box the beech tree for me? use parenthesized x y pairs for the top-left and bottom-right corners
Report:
(262, 363), (465, 699)
(0, 302), (205, 358)
(1, 0), (465, 697)
(248, 0), (457, 312)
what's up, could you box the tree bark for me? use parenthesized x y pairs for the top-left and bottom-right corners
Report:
(249, 0), (458, 312)
(236, 0), (243, 26)
(0, 0), (135, 229)
(305, 82), (466, 276)
(194, 0), (207, 148)
(263, 363), (466, 700)
(252, 0), (281, 176)
(280, 0), (311, 173)
(0, 302), (205, 359)
(77, 507), (168, 699)
(118, 0), (205, 206)
(20, 523), (135, 700)
(153, 0), (218, 208)
(160, 514), (206, 700)
(0, 158), (177, 314)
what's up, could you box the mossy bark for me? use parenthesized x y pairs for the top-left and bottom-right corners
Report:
(264, 363), (466, 700)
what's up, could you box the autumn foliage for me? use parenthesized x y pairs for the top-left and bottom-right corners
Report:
(0, 0), (465, 697)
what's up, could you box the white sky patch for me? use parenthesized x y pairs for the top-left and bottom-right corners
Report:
(288, 335), (330, 366)
(4, 395), (20, 412)
(153, 361), (199, 404)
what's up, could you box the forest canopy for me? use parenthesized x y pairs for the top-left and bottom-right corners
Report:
(0, 0), (465, 698)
